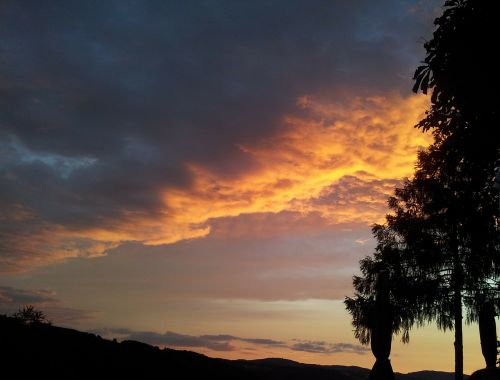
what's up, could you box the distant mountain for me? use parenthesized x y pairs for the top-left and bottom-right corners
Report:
(0, 315), (465, 379)
(403, 371), (466, 380)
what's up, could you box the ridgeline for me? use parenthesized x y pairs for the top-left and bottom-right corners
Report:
(0, 315), (464, 379)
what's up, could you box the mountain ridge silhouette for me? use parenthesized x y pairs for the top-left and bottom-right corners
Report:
(0, 315), (466, 379)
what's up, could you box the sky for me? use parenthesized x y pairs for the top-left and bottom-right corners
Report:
(0, 0), (489, 374)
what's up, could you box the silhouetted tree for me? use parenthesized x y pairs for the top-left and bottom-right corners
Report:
(12, 305), (51, 325)
(390, 148), (500, 379)
(348, 1), (500, 377)
(412, 1), (500, 378)
(346, 142), (500, 379)
(345, 222), (441, 376)
(413, 0), (500, 161)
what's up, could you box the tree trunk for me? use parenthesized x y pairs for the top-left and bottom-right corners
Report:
(452, 222), (463, 380)
(369, 271), (395, 380)
(479, 301), (497, 368)
(454, 286), (463, 380)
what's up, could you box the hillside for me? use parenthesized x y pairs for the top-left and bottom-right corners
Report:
(0, 315), (462, 379)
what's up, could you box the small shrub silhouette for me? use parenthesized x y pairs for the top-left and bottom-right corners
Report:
(12, 305), (51, 325)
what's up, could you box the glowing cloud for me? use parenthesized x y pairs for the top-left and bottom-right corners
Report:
(157, 92), (431, 243)
(1, 93), (431, 272)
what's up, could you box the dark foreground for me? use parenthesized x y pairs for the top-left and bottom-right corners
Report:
(0, 315), (463, 379)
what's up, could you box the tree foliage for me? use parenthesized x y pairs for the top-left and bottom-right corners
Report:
(346, 2), (500, 378)
(12, 305), (51, 326)
(345, 223), (439, 345)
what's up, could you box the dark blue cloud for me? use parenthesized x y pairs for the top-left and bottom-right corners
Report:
(0, 0), (441, 269)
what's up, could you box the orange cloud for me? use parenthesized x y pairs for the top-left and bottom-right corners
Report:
(0, 202), (117, 272)
(155, 92), (431, 244)
(2, 92), (431, 272)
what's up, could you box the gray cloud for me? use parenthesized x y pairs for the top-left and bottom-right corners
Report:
(91, 327), (366, 355)
(0, 285), (94, 324)
(0, 0), (440, 270)
(291, 340), (370, 354)
(126, 331), (235, 352)
(201, 334), (285, 347)
(310, 174), (401, 209)
(90, 327), (134, 336)
(91, 329), (285, 352)
(0, 285), (57, 305)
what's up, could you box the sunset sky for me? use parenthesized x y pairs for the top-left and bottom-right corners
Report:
(0, 0), (488, 374)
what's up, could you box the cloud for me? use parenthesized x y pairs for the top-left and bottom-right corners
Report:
(127, 331), (235, 352)
(91, 328), (285, 352)
(0, 94), (433, 297)
(91, 327), (366, 355)
(0, 1), (437, 271)
(291, 340), (370, 355)
(162, 94), (430, 242)
(0, 285), (57, 305)
(17, 219), (374, 302)
(1, 93), (430, 272)
(0, 201), (117, 272)
(0, 285), (94, 324)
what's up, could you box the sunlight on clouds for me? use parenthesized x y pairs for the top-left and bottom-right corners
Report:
(0, 203), (116, 272)
(155, 92), (431, 244)
(2, 92), (430, 271)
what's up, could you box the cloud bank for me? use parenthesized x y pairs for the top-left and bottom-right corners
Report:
(92, 327), (368, 355)
(1, 0), (436, 272)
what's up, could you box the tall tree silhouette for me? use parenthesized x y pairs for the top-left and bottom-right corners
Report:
(412, 1), (500, 377)
(347, 2), (500, 377)
(389, 146), (500, 379)
(346, 144), (499, 379)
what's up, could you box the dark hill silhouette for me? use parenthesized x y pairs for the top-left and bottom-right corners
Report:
(0, 315), (465, 379)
